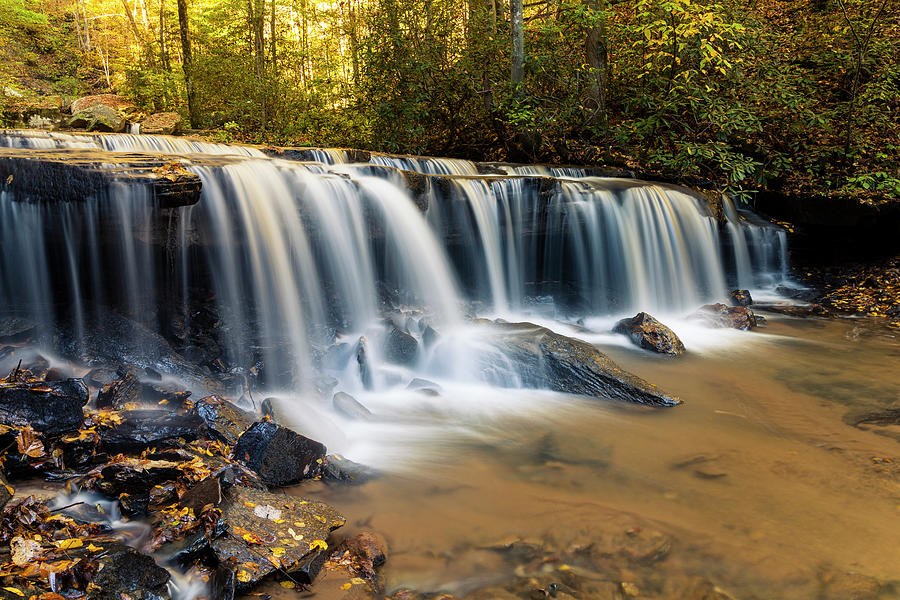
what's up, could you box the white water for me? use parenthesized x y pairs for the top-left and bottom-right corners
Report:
(0, 130), (789, 392)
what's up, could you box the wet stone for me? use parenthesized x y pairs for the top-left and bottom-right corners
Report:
(99, 409), (205, 453)
(0, 316), (35, 343)
(333, 392), (373, 420)
(330, 531), (387, 582)
(728, 289), (753, 306)
(690, 303), (759, 330)
(192, 394), (255, 445)
(613, 312), (686, 356)
(233, 421), (326, 487)
(89, 543), (171, 600)
(211, 485), (345, 589)
(178, 475), (222, 513)
(321, 454), (380, 485)
(383, 325), (419, 365)
(90, 458), (183, 515)
(95, 367), (142, 409)
(0, 378), (89, 435)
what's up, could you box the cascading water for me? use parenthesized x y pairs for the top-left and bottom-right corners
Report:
(0, 129), (788, 391)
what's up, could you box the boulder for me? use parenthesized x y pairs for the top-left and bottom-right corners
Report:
(192, 395), (255, 445)
(0, 316), (35, 343)
(68, 103), (127, 132)
(321, 454), (380, 485)
(70, 94), (136, 114)
(482, 321), (681, 407)
(690, 303), (758, 330)
(96, 367), (142, 409)
(88, 543), (171, 600)
(383, 325), (419, 365)
(728, 289), (753, 306)
(333, 392), (373, 420)
(141, 111), (182, 135)
(613, 312), (685, 356)
(356, 336), (373, 389)
(233, 421), (326, 487)
(211, 485), (345, 589)
(92, 457), (183, 515)
(99, 409), (205, 453)
(0, 379), (89, 435)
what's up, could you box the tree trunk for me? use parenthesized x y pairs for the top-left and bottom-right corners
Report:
(176, 0), (200, 128)
(510, 0), (524, 86)
(584, 0), (607, 125)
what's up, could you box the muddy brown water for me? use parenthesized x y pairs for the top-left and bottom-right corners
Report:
(275, 316), (900, 600)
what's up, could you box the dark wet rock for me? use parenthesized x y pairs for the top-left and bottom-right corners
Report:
(84, 366), (119, 388)
(775, 285), (818, 302)
(753, 302), (828, 318)
(321, 454), (380, 485)
(141, 112), (182, 135)
(0, 473), (12, 510)
(0, 316), (35, 343)
(820, 569), (881, 600)
(211, 485), (345, 589)
(99, 409), (204, 453)
(690, 303), (758, 330)
(483, 321), (681, 407)
(192, 395), (255, 445)
(233, 421), (326, 487)
(142, 381), (192, 407)
(179, 475), (222, 513)
(330, 531), (387, 583)
(384, 325), (419, 365)
(0, 378), (88, 435)
(44, 366), (73, 381)
(23, 355), (50, 379)
(322, 342), (352, 370)
(728, 289), (753, 306)
(92, 458), (183, 515)
(96, 367), (142, 409)
(613, 312), (685, 356)
(333, 392), (373, 420)
(89, 543), (171, 600)
(357, 336), (373, 390)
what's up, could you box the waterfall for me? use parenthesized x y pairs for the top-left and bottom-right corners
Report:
(0, 130), (788, 387)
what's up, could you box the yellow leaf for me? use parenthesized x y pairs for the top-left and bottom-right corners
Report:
(280, 581), (296, 589)
(309, 539), (328, 551)
(55, 539), (83, 550)
(350, 577), (366, 585)
(340, 583), (352, 591)
(272, 547), (286, 557)
(3, 587), (24, 597)
(236, 570), (252, 583)
(86, 544), (104, 552)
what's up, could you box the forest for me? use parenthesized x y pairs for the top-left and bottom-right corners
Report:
(1, 0), (898, 202)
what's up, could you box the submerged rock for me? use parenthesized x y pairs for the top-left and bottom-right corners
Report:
(483, 321), (681, 407)
(333, 392), (373, 420)
(192, 394), (255, 445)
(0, 378), (89, 435)
(211, 486), (345, 589)
(330, 531), (387, 585)
(613, 312), (685, 356)
(690, 303), (758, 330)
(321, 454), (380, 485)
(233, 421), (326, 487)
(383, 325), (419, 365)
(728, 289), (753, 306)
(89, 543), (171, 600)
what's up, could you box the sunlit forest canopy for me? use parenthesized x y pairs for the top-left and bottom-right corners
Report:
(1, 0), (898, 200)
